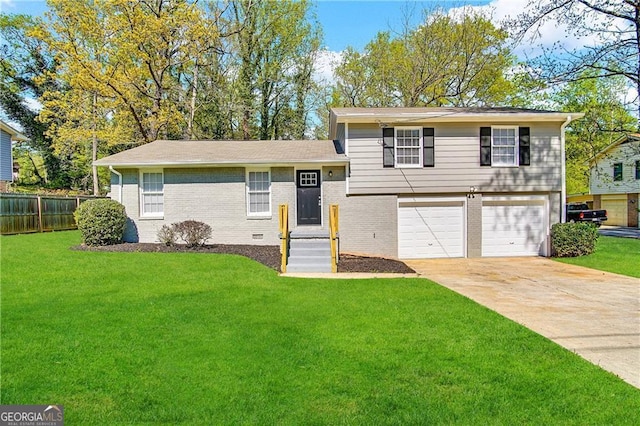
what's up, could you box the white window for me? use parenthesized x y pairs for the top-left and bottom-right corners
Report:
(396, 128), (422, 167)
(492, 127), (518, 166)
(140, 170), (164, 217)
(247, 169), (271, 216)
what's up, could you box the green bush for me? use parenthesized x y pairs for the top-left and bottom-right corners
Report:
(74, 199), (127, 246)
(551, 222), (599, 257)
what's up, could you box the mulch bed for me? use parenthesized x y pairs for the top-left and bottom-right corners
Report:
(73, 243), (415, 274)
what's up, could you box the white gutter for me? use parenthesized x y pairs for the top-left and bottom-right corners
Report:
(560, 115), (573, 223)
(109, 166), (123, 203)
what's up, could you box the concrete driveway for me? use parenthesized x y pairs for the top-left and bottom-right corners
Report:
(405, 257), (640, 388)
(599, 225), (640, 239)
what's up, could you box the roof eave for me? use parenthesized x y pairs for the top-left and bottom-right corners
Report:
(0, 121), (28, 141)
(333, 112), (585, 124)
(94, 158), (350, 168)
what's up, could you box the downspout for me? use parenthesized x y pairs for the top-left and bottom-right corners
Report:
(560, 115), (573, 224)
(109, 166), (122, 204)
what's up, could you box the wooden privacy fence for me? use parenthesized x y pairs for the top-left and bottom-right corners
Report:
(0, 193), (100, 235)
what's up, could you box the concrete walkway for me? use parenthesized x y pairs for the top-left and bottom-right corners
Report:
(405, 257), (640, 388)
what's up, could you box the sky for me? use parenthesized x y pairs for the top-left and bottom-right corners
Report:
(0, 0), (571, 81)
(1, 0), (634, 116)
(2, 0), (512, 52)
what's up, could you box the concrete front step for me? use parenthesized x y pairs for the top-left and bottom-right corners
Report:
(289, 247), (331, 257)
(287, 231), (333, 273)
(286, 262), (333, 273)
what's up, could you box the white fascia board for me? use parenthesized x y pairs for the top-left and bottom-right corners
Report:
(336, 112), (585, 124)
(93, 159), (350, 168)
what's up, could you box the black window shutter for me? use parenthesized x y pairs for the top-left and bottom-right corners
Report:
(519, 127), (530, 166)
(480, 127), (492, 166)
(423, 127), (435, 167)
(382, 127), (395, 167)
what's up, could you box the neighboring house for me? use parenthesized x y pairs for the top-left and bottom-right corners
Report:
(0, 121), (28, 192)
(588, 133), (640, 227)
(94, 107), (582, 261)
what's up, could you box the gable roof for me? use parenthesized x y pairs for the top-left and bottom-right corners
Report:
(329, 107), (583, 138)
(589, 133), (640, 165)
(94, 139), (348, 167)
(0, 120), (28, 142)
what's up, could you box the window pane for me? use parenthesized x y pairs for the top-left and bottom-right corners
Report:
(248, 171), (271, 214)
(613, 163), (623, 181)
(141, 172), (163, 215)
(143, 173), (163, 192)
(249, 193), (269, 213)
(143, 194), (163, 213)
(396, 129), (421, 166)
(492, 128), (517, 165)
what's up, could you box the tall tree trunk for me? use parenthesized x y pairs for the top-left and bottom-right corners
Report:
(92, 91), (99, 195)
(188, 62), (199, 139)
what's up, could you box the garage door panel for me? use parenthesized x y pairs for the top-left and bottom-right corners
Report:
(398, 204), (464, 259)
(482, 203), (546, 257)
(601, 197), (626, 226)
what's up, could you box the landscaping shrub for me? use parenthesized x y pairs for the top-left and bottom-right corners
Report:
(166, 220), (212, 247)
(551, 222), (599, 257)
(157, 224), (177, 246)
(74, 199), (127, 246)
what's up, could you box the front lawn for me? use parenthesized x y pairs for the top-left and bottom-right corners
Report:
(1, 231), (639, 424)
(555, 235), (640, 278)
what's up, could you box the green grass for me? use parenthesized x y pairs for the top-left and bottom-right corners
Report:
(2, 232), (639, 424)
(555, 235), (640, 278)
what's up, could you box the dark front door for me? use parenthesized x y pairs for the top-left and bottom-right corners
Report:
(296, 170), (321, 225)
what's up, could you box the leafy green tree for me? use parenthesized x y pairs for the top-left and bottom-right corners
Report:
(509, 0), (640, 130)
(0, 13), (66, 186)
(333, 9), (515, 108)
(554, 72), (636, 194)
(41, 0), (212, 144)
(229, 0), (321, 140)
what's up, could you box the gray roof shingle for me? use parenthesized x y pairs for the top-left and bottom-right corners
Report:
(94, 139), (348, 167)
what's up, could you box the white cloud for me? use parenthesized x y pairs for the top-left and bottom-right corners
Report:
(24, 96), (42, 112)
(0, 0), (16, 12)
(313, 48), (343, 84)
(449, 0), (617, 59)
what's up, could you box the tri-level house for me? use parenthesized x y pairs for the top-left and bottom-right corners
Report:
(95, 107), (582, 269)
(587, 133), (640, 227)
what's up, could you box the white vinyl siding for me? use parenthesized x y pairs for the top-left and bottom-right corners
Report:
(345, 123), (563, 195)
(492, 126), (518, 166)
(247, 169), (271, 216)
(140, 170), (164, 217)
(395, 128), (422, 167)
(589, 140), (640, 194)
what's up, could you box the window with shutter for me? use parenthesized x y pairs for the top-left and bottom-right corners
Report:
(480, 126), (528, 167)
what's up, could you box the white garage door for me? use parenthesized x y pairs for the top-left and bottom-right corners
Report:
(482, 200), (546, 257)
(398, 200), (465, 259)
